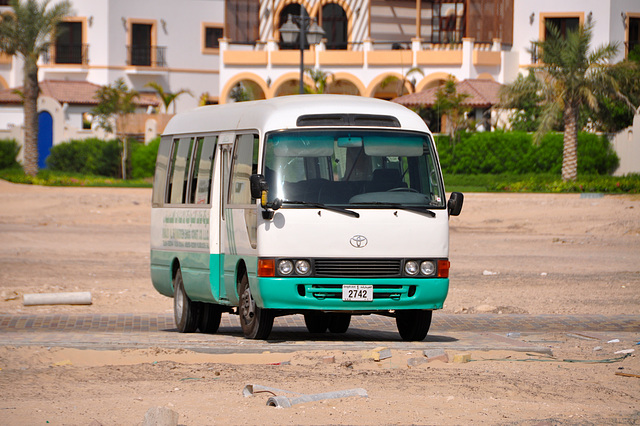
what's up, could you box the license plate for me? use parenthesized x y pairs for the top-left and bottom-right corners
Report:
(342, 285), (373, 301)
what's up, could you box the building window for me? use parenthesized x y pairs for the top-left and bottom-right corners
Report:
(278, 3), (310, 50)
(226, 0), (259, 44)
(131, 23), (153, 66)
(544, 17), (580, 40)
(203, 23), (224, 53)
(321, 3), (347, 50)
(127, 20), (166, 67)
(55, 21), (85, 64)
(628, 16), (640, 60)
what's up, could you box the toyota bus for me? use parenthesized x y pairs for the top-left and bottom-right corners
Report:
(150, 95), (463, 340)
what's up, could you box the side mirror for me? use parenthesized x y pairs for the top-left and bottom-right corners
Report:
(250, 174), (267, 200)
(250, 173), (281, 219)
(447, 192), (464, 216)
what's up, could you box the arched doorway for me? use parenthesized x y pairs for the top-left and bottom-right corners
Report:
(38, 111), (53, 169)
(321, 3), (348, 49)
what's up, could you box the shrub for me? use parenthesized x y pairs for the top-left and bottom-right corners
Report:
(130, 137), (160, 179)
(435, 131), (619, 176)
(0, 139), (21, 170)
(47, 138), (122, 177)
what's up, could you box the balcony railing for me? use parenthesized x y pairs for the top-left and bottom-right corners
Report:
(42, 44), (89, 65)
(127, 45), (167, 67)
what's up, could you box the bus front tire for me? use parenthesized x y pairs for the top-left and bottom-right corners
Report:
(239, 273), (273, 339)
(199, 303), (222, 334)
(173, 268), (200, 333)
(395, 310), (432, 341)
(328, 313), (351, 333)
(304, 313), (329, 333)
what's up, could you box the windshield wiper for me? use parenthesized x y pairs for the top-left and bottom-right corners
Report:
(350, 202), (436, 217)
(283, 200), (360, 218)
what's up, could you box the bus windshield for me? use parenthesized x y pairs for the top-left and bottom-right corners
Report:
(264, 129), (445, 208)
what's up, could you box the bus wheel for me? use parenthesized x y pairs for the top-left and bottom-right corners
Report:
(304, 313), (329, 333)
(395, 310), (432, 341)
(328, 313), (351, 333)
(199, 303), (222, 334)
(173, 268), (200, 333)
(238, 272), (273, 339)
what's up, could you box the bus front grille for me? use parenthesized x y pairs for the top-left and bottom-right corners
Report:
(313, 259), (402, 278)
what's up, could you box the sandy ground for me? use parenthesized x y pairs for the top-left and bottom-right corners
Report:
(0, 180), (639, 424)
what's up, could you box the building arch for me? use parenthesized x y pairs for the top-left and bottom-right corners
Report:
(326, 72), (364, 96)
(219, 72), (268, 104)
(365, 72), (412, 99)
(312, 0), (353, 50)
(270, 72), (315, 97)
(476, 72), (495, 81)
(273, 0), (313, 43)
(0, 75), (8, 89)
(415, 72), (452, 92)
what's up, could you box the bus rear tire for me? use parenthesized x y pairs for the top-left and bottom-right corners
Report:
(239, 272), (273, 339)
(173, 268), (200, 333)
(304, 313), (329, 333)
(395, 310), (432, 341)
(328, 313), (351, 333)
(199, 303), (222, 334)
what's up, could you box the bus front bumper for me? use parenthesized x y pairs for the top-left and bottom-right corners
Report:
(253, 277), (448, 311)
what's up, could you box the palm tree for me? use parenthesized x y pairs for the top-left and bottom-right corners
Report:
(145, 81), (192, 114)
(502, 22), (621, 181)
(0, 0), (72, 176)
(380, 67), (424, 97)
(303, 68), (333, 94)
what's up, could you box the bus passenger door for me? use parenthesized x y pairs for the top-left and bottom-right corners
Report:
(217, 133), (234, 302)
(220, 133), (259, 305)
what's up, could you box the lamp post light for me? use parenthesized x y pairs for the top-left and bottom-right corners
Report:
(279, 12), (325, 94)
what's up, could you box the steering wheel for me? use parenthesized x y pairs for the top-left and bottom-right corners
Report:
(387, 187), (419, 193)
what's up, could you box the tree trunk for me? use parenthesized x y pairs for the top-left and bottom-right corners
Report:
(22, 59), (40, 177)
(561, 105), (578, 182)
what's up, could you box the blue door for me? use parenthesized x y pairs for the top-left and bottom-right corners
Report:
(38, 111), (53, 169)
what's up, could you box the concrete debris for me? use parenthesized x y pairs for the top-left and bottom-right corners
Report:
(142, 407), (179, 426)
(452, 353), (471, 363)
(23, 291), (92, 306)
(364, 347), (392, 361)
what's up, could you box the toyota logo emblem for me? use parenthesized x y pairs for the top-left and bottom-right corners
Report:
(350, 235), (368, 248)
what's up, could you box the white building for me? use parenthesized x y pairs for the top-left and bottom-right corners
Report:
(0, 0), (639, 167)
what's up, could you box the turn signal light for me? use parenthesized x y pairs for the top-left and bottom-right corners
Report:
(258, 259), (275, 277)
(437, 260), (450, 278)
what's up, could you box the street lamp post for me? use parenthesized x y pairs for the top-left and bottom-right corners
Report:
(279, 12), (325, 94)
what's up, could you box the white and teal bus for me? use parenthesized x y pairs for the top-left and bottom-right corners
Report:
(150, 95), (463, 340)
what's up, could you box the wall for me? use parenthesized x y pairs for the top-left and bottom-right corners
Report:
(611, 108), (640, 176)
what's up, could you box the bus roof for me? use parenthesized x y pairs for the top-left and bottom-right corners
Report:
(161, 95), (430, 136)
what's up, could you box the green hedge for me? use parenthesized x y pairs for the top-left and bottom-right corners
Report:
(435, 131), (619, 175)
(46, 137), (159, 179)
(0, 139), (21, 170)
(130, 137), (160, 179)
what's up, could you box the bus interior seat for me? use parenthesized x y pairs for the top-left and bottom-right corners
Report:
(368, 168), (406, 192)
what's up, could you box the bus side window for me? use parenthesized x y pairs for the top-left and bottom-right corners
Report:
(152, 136), (173, 207)
(167, 137), (194, 204)
(190, 136), (217, 204)
(229, 134), (259, 205)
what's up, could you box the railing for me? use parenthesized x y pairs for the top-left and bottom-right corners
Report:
(126, 45), (167, 67)
(42, 44), (89, 65)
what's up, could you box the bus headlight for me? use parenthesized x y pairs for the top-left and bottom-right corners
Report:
(420, 260), (436, 276)
(404, 260), (419, 276)
(278, 260), (293, 275)
(295, 260), (310, 275)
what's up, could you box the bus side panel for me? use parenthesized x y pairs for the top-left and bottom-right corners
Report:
(150, 207), (216, 302)
(150, 249), (173, 297)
